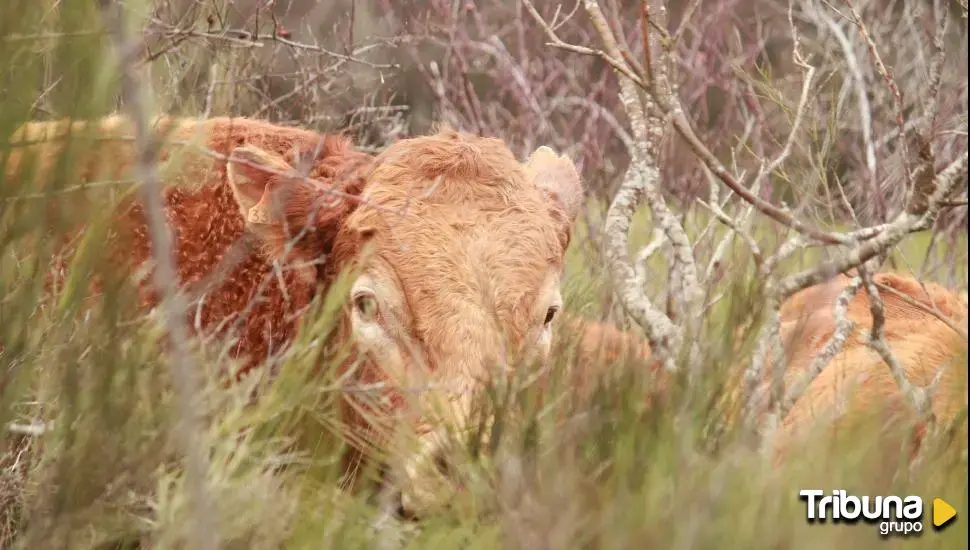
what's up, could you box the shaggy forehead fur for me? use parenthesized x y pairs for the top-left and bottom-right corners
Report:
(344, 129), (568, 350)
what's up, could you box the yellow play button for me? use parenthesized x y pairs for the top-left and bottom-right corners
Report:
(933, 498), (957, 528)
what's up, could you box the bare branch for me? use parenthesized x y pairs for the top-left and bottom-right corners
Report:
(586, 1), (704, 369)
(857, 265), (935, 423)
(521, 0), (694, 369)
(520, 0), (647, 88)
(778, 152), (968, 299)
(811, 4), (878, 195)
(741, 293), (785, 443)
(873, 281), (968, 342)
(144, 20), (399, 70)
(777, 276), (863, 420)
(101, 4), (218, 550)
(696, 196), (763, 273)
(840, 0), (914, 197)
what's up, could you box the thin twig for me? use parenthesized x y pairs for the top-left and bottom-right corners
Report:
(101, 4), (219, 550)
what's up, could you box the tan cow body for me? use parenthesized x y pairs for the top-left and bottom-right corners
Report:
(768, 271), (967, 460)
(5, 116), (966, 517)
(565, 270), (966, 466)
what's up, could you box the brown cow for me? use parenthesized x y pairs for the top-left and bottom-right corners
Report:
(766, 271), (968, 461)
(569, 270), (966, 467)
(657, 271), (967, 466)
(5, 114), (652, 516)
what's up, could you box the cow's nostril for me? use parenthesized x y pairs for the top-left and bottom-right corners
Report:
(432, 451), (452, 478)
(395, 492), (416, 521)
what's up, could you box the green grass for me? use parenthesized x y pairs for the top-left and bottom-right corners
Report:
(0, 2), (967, 549)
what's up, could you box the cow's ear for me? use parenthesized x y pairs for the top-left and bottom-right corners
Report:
(227, 144), (329, 262)
(226, 145), (296, 224)
(525, 146), (584, 224)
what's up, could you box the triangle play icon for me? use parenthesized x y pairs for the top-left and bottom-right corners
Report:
(933, 498), (957, 528)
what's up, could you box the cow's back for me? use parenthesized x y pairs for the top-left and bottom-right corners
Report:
(772, 272), (968, 460)
(7, 115), (366, 375)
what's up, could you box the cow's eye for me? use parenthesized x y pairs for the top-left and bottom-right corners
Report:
(543, 306), (559, 326)
(354, 292), (379, 321)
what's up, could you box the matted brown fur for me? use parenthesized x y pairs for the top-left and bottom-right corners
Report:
(8, 116), (371, 372)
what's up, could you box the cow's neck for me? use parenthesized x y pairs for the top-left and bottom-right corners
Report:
(122, 179), (320, 375)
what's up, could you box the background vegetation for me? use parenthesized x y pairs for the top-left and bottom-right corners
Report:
(0, 0), (967, 549)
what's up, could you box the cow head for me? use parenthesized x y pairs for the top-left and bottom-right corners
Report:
(225, 128), (584, 516)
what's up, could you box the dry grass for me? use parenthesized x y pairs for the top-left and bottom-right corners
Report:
(0, 1), (967, 549)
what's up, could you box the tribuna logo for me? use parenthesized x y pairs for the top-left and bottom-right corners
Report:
(799, 489), (924, 536)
